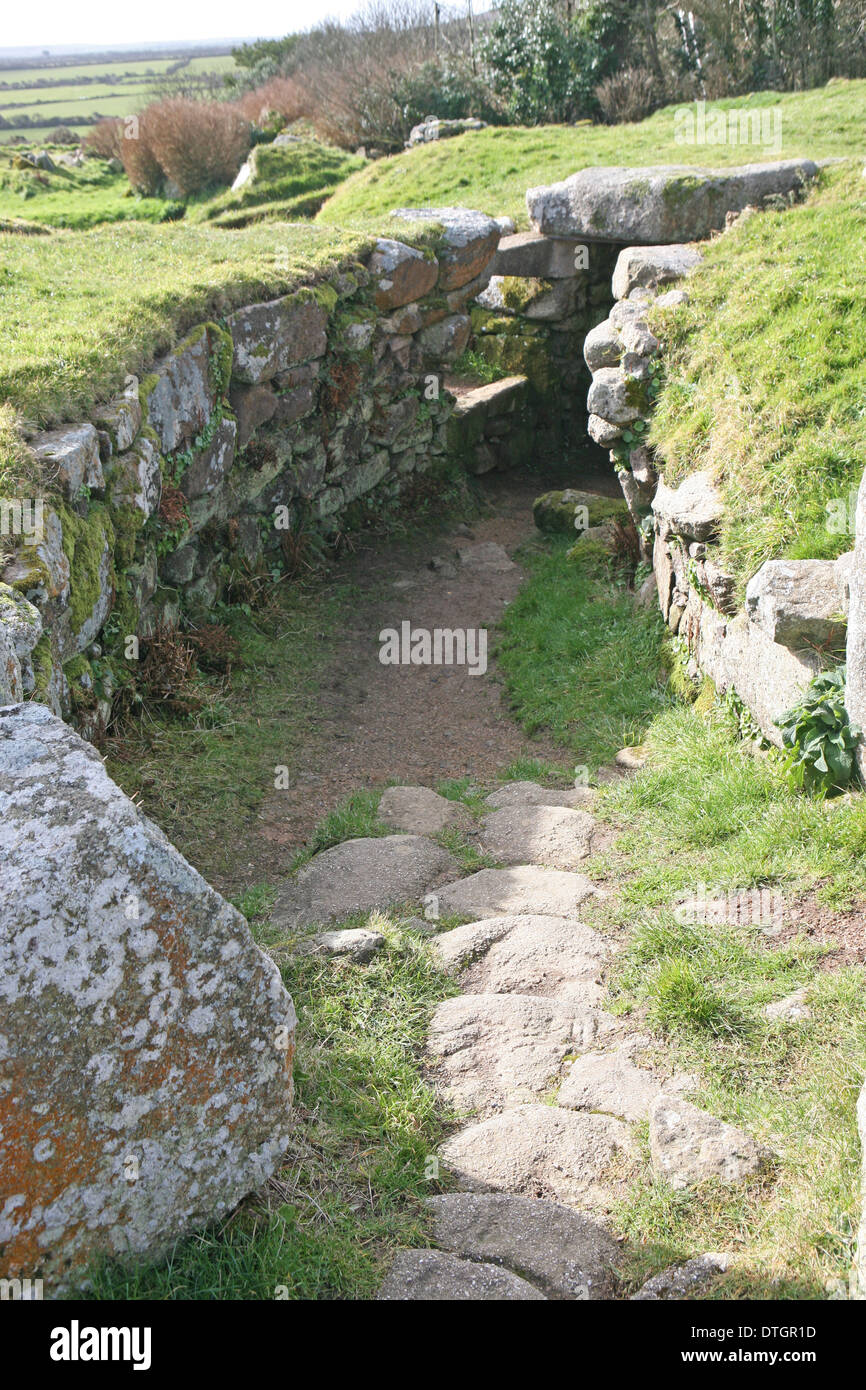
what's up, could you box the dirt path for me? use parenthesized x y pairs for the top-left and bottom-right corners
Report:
(254, 463), (618, 864)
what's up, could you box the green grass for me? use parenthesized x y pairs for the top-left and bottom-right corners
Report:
(649, 162), (866, 590)
(105, 580), (348, 894)
(318, 81), (866, 228)
(0, 150), (177, 230)
(495, 536), (669, 769)
(83, 905), (457, 1300)
(595, 704), (866, 1293)
(0, 218), (368, 429)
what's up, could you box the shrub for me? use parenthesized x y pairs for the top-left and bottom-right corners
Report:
(236, 77), (309, 128)
(48, 125), (80, 146)
(594, 65), (657, 124)
(85, 118), (124, 160)
(119, 115), (164, 196)
(137, 98), (252, 197)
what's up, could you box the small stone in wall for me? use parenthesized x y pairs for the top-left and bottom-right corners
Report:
(611, 244), (703, 301)
(652, 470), (724, 543)
(745, 558), (849, 649)
(390, 207), (500, 290)
(368, 238), (438, 311)
(32, 423), (104, 500)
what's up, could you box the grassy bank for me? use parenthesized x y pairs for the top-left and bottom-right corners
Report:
(318, 81), (866, 228)
(649, 162), (866, 590)
(0, 220), (368, 427)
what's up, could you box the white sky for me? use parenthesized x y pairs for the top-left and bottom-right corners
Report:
(3, 0), (364, 51)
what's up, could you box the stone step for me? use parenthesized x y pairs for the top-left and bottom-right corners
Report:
(485, 779), (597, 811)
(477, 802), (608, 870)
(430, 865), (600, 922)
(431, 913), (608, 1000)
(271, 834), (457, 930)
(441, 1104), (634, 1212)
(558, 1047), (665, 1122)
(377, 1248), (546, 1300)
(427, 993), (616, 1115)
(428, 1192), (621, 1299)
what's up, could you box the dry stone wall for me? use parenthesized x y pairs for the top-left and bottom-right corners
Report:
(578, 221), (853, 750)
(0, 211), (615, 743)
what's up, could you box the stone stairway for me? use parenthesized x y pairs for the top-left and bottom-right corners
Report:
(377, 777), (654, 1299)
(276, 773), (769, 1300)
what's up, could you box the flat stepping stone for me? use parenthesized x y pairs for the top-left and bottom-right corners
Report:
(272, 835), (458, 930)
(294, 927), (385, 963)
(441, 1104), (634, 1211)
(378, 785), (471, 836)
(631, 1252), (730, 1301)
(486, 780), (597, 811)
(764, 988), (811, 1021)
(456, 541), (517, 572)
(377, 1249), (545, 1300)
(431, 914), (608, 1000)
(431, 865), (599, 922)
(615, 746), (647, 770)
(649, 1095), (774, 1190)
(559, 1048), (664, 1121)
(478, 803), (603, 870)
(427, 993), (614, 1115)
(429, 1193), (620, 1299)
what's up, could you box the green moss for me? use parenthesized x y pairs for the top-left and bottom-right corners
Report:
(693, 675), (718, 717)
(474, 333), (554, 393)
(499, 276), (550, 314)
(56, 501), (114, 637)
(534, 490), (630, 534)
(208, 323), (234, 399)
(29, 632), (53, 701)
(63, 653), (96, 710)
(109, 501), (146, 572)
(566, 535), (610, 565)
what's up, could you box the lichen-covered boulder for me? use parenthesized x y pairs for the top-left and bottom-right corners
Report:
(0, 703), (296, 1288)
(526, 160), (819, 243)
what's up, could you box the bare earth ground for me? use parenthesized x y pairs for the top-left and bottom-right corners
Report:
(252, 464), (616, 871)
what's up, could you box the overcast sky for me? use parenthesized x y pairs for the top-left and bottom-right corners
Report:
(3, 0), (366, 51)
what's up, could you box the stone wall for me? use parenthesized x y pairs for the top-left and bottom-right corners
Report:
(0, 209), (614, 743)
(580, 236), (851, 749)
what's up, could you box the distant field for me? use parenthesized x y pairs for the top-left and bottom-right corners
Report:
(0, 51), (235, 144)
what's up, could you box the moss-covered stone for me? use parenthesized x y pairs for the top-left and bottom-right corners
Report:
(534, 489), (630, 535)
(30, 631), (54, 702)
(55, 500), (114, 638)
(474, 334), (554, 393)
